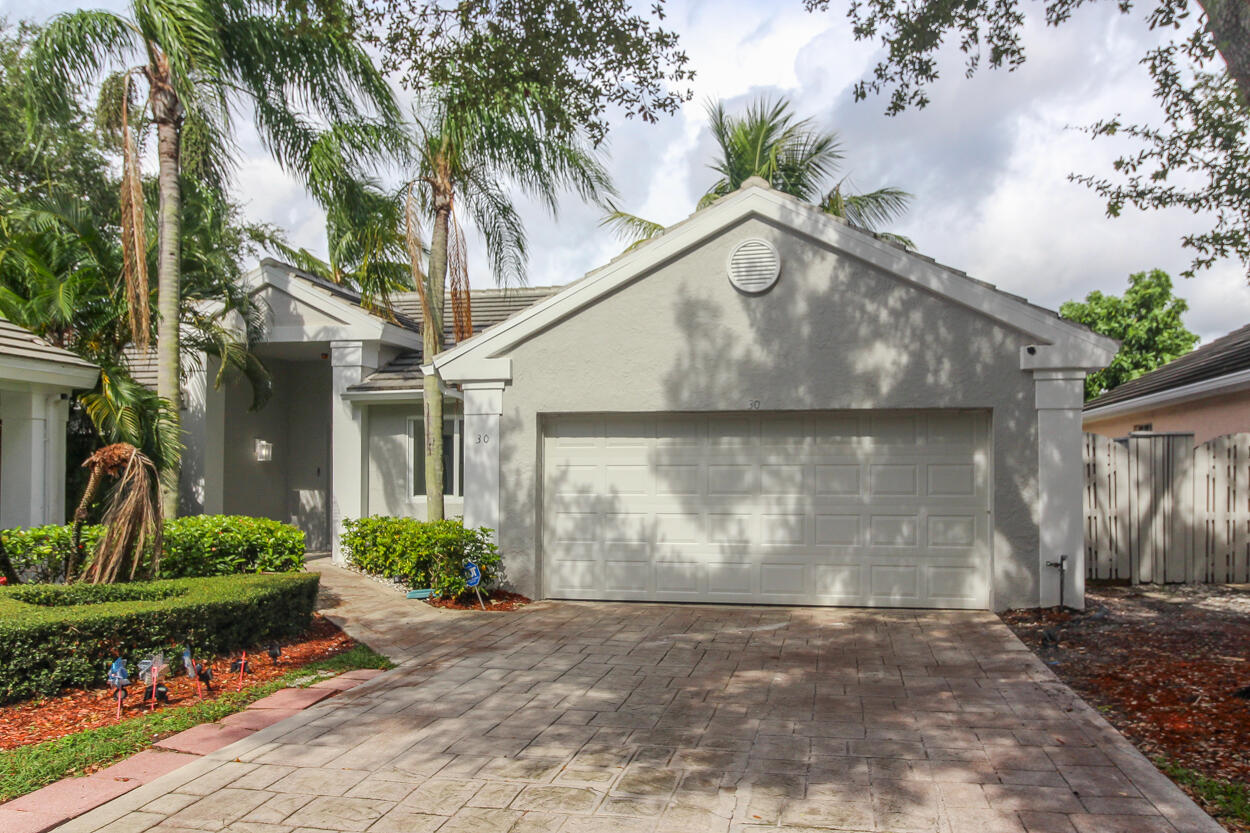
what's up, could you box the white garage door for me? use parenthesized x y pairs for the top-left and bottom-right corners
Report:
(542, 411), (991, 608)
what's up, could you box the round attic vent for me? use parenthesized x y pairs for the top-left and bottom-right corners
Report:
(726, 238), (781, 294)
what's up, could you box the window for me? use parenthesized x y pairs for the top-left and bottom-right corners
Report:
(409, 417), (463, 497)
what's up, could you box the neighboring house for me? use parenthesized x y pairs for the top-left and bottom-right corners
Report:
(1083, 323), (1250, 445)
(432, 178), (1117, 611)
(158, 259), (556, 553)
(0, 319), (99, 528)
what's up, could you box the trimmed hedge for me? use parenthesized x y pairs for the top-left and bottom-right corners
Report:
(341, 516), (503, 599)
(1, 516), (304, 582)
(161, 515), (305, 577)
(0, 573), (319, 703)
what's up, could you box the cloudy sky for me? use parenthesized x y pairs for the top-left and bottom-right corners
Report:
(9, 0), (1249, 341)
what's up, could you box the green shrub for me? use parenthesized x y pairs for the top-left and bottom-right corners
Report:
(342, 516), (502, 599)
(1, 516), (304, 583)
(0, 573), (319, 703)
(1, 525), (102, 584)
(160, 515), (305, 577)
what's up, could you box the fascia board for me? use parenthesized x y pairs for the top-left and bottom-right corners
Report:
(434, 357), (512, 385)
(1082, 367), (1250, 420)
(435, 187), (1116, 375)
(0, 356), (99, 389)
(341, 387), (462, 403)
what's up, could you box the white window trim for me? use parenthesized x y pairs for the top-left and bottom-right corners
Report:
(407, 416), (464, 498)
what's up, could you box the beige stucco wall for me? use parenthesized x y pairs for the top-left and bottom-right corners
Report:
(1084, 388), (1250, 446)
(366, 402), (464, 520)
(491, 216), (1045, 610)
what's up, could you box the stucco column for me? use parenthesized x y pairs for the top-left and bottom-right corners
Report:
(44, 393), (69, 524)
(0, 389), (50, 528)
(330, 341), (379, 563)
(1034, 369), (1087, 609)
(180, 354), (225, 515)
(462, 382), (504, 538)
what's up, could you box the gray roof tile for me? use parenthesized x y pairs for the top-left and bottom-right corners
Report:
(1085, 322), (1250, 410)
(0, 318), (97, 371)
(349, 286), (562, 393)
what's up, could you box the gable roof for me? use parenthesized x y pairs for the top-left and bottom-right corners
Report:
(1084, 322), (1250, 415)
(266, 260), (424, 334)
(432, 178), (1117, 383)
(346, 286), (563, 396)
(0, 318), (99, 389)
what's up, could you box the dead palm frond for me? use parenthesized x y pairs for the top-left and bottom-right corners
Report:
(80, 443), (162, 584)
(448, 202), (473, 343)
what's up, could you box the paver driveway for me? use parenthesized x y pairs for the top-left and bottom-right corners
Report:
(56, 564), (1221, 833)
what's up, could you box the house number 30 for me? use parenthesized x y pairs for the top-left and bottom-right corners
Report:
(748, 400), (761, 410)
(476, 434), (490, 444)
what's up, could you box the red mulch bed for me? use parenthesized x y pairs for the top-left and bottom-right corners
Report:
(425, 589), (531, 611)
(0, 614), (356, 751)
(1002, 584), (1250, 822)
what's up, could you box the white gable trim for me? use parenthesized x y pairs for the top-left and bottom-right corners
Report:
(434, 184), (1116, 383)
(246, 261), (422, 350)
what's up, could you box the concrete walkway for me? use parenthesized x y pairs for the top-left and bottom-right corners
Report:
(54, 563), (1223, 833)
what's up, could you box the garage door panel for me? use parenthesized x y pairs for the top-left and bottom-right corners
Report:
(814, 465), (861, 495)
(869, 464), (918, 496)
(870, 565), (921, 602)
(707, 562), (754, 594)
(760, 562), (806, 595)
(542, 410), (990, 609)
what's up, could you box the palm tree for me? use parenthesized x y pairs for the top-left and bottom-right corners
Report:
(29, 0), (395, 516)
(604, 96), (914, 248)
(404, 96), (613, 520)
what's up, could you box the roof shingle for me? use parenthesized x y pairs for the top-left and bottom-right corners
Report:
(349, 286), (562, 393)
(1085, 323), (1250, 411)
(0, 318), (97, 371)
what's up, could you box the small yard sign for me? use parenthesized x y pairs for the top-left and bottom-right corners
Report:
(465, 562), (486, 609)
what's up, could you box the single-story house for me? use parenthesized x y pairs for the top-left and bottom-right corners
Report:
(1083, 323), (1250, 445)
(0, 318), (99, 528)
(169, 178), (1116, 611)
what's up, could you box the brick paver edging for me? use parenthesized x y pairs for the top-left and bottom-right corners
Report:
(0, 668), (388, 833)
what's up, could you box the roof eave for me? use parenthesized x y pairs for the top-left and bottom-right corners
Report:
(1083, 367), (1250, 420)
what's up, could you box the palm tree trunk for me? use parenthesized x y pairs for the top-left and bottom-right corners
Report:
(154, 101), (182, 519)
(423, 193), (450, 522)
(68, 463), (106, 582)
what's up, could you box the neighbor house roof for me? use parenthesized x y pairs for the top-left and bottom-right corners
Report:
(432, 178), (1118, 384)
(0, 318), (99, 389)
(1084, 322), (1250, 417)
(346, 286), (563, 395)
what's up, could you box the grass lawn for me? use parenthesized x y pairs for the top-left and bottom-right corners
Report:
(0, 644), (391, 803)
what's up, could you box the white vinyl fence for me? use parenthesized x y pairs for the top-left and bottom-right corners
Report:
(1083, 432), (1250, 583)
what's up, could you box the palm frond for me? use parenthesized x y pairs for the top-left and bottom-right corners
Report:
(826, 182), (913, 232)
(600, 203), (665, 249)
(26, 10), (139, 121)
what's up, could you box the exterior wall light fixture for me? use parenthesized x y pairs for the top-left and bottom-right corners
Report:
(254, 439), (273, 462)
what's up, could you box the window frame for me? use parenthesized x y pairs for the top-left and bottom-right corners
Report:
(407, 415), (464, 498)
